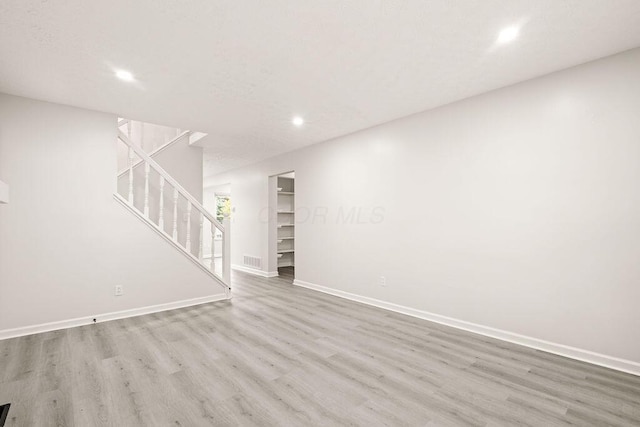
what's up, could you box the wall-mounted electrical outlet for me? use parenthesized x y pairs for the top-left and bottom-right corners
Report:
(380, 276), (386, 287)
(114, 285), (124, 296)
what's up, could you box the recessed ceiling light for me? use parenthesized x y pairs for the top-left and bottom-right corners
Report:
(497, 26), (519, 44)
(115, 70), (134, 82)
(292, 116), (304, 127)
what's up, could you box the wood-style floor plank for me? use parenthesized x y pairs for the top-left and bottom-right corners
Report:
(1, 267), (639, 426)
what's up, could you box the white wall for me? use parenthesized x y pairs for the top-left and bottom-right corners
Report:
(131, 121), (183, 154)
(116, 121), (183, 172)
(206, 48), (640, 365)
(0, 94), (224, 333)
(145, 135), (204, 203)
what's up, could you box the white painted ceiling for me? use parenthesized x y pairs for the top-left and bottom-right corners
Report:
(1, 1), (640, 176)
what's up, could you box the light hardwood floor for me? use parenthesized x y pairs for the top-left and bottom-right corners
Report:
(1, 268), (640, 426)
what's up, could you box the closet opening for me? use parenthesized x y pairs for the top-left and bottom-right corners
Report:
(270, 171), (295, 281)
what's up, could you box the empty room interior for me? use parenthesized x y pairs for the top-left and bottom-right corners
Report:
(2, 1), (640, 426)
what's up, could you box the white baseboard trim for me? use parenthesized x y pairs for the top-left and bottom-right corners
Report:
(0, 294), (228, 341)
(232, 264), (279, 278)
(292, 279), (640, 377)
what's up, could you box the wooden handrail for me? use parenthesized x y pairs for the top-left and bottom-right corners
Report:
(117, 130), (224, 232)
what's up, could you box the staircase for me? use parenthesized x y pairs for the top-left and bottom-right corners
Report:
(114, 120), (231, 297)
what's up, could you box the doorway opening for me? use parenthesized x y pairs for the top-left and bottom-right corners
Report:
(204, 183), (231, 276)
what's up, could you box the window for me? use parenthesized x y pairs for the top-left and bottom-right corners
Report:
(214, 194), (230, 239)
(215, 194), (231, 223)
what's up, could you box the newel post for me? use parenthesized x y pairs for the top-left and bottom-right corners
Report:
(223, 215), (231, 286)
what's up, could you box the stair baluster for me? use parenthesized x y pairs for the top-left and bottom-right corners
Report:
(198, 213), (204, 261)
(159, 176), (165, 230)
(143, 162), (150, 216)
(185, 201), (192, 253)
(172, 188), (179, 241)
(128, 147), (134, 203)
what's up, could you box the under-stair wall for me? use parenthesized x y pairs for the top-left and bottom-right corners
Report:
(0, 93), (226, 337)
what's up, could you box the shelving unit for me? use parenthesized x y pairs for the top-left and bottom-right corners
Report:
(276, 174), (295, 268)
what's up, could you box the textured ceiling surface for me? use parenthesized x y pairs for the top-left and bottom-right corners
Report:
(1, 1), (640, 175)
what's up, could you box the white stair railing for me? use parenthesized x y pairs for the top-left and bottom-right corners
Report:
(117, 118), (191, 177)
(115, 130), (231, 296)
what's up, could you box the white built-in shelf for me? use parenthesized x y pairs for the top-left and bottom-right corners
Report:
(276, 174), (295, 269)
